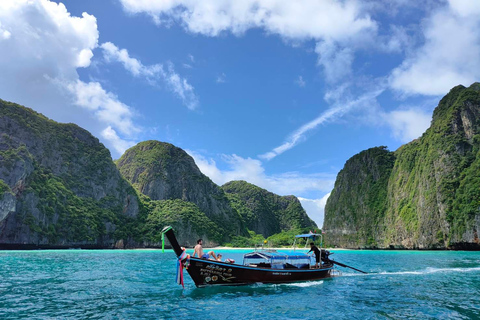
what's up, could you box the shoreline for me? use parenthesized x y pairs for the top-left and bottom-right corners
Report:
(1, 245), (478, 251)
(209, 246), (345, 251)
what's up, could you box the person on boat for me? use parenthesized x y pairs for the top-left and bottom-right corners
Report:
(193, 239), (208, 259)
(308, 242), (321, 268)
(216, 253), (222, 261)
(193, 239), (217, 260)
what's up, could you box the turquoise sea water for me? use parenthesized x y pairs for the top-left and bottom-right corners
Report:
(1, 249), (479, 319)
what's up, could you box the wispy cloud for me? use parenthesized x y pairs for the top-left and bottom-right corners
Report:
(295, 76), (306, 87)
(101, 42), (199, 110)
(216, 73), (227, 83)
(259, 87), (384, 160)
(315, 40), (354, 83)
(186, 149), (334, 226)
(187, 150), (335, 194)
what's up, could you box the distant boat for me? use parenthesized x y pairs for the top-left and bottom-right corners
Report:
(161, 227), (365, 288)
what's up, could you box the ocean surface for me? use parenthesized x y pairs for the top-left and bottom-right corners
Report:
(1, 249), (479, 319)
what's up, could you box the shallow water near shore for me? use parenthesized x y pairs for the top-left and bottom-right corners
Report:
(1, 249), (479, 319)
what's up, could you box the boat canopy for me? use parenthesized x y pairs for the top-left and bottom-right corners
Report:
(244, 251), (309, 260)
(295, 233), (322, 238)
(243, 250), (311, 269)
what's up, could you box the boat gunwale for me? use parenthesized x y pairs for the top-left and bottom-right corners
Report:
(188, 256), (334, 273)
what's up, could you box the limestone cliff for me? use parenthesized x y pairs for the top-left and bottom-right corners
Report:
(116, 141), (248, 245)
(0, 100), (324, 249)
(324, 147), (395, 248)
(0, 99), (139, 248)
(324, 83), (480, 249)
(222, 180), (317, 237)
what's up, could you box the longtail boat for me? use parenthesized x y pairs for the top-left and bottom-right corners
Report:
(161, 226), (366, 288)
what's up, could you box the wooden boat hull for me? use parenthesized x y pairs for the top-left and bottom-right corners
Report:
(162, 227), (334, 287)
(186, 257), (334, 287)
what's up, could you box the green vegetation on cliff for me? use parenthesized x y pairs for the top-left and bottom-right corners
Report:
(116, 140), (249, 245)
(141, 196), (224, 245)
(222, 180), (317, 237)
(0, 100), (319, 248)
(0, 179), (11, 195)
(324, 83), (480, 249)
(0, 99), (139, 248)
(324, 147), (395, 248)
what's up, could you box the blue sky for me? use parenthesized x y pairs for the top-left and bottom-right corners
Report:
(1, 0), (479, 227)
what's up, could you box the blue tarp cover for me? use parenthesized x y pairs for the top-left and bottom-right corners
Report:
(295, 233), (322, 238)
(244, 251), (309, 260)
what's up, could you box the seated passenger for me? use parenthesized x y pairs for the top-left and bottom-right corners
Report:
(193, 239), (212, 259)
(207, 251), (218, 260)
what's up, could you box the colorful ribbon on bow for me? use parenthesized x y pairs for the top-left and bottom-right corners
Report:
(176, 248), (190, 288)
(161, 233), (165, 253)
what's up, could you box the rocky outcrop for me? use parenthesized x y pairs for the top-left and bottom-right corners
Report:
(222, 180), (317, 237)
(0, 100), (321, 248)
(324, 83), (480, 249)
(0, 99), (139, 248)
(324, 147), (395, 248)
(116, 141), (248, 244)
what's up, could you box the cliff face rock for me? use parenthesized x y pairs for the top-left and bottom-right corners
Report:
(222, 180), (317, 237)
(141, 198), (225, 248)
(324, 147), (395, 248)
(0, 99), (139, 248)
(116, 141), (247, 244)
(324, 83), (480, 249)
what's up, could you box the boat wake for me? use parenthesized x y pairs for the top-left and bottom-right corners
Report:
(381, 266), (480, 275)
(282, 281), (324, 287)
(364, 266), (480, 276)
(340, 266), (480, 277)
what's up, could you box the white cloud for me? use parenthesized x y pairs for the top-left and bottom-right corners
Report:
(299, 193), (330, 228)
(187, 149), (335, 226)
(315, 40), (354, 83)
(384, 108), (432, 142)
(101, 42), (144, 76)
(119, 0), (377, 41)
(119, 0), (379, 85)
(101, 126), (136, 156)
(0, 0), (98, 88)
(101, 42), (199, 110)
(390, 1), (480, 95)
(187, 151), (335, 195)
(0, 21), (11, 40)
(66, 80), (140, 136)
(448, 0), (480, 17)
(0, 0), (139, 157)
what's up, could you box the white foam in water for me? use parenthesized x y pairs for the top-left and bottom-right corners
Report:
(283, 281), (324, 287)
(378, 266), (480, 276)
